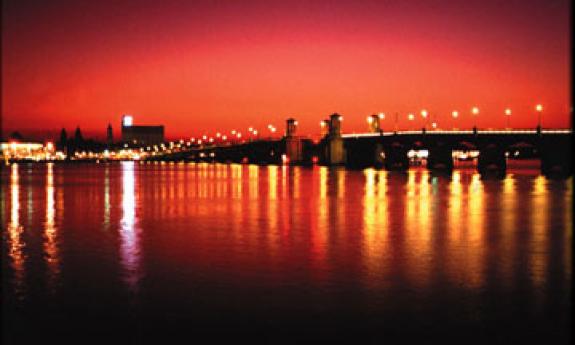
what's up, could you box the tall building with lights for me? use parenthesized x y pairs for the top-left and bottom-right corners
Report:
(121, 115), (164, 145)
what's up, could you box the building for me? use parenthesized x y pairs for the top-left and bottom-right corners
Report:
(121, 115), (164, 145)
(107, 123), (113, 145)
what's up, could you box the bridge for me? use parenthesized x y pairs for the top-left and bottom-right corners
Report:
(150, 114), (572, 178)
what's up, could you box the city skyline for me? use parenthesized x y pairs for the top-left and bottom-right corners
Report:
(2, 0), (571, 139)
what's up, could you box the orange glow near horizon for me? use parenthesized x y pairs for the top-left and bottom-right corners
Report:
(2, 1), (571, 140)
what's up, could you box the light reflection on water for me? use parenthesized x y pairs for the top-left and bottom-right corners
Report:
(120, 161), (142, 292)
(44, 163), (60, 292)
(1, 162), (572, 341)
(7, 164), (26, 299)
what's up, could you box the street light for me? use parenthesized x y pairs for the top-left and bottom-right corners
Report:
(504, 108), (512, 129)
(420, 109), (429, 130)
(452, 111), (459, 130)
(378, 112), (385, 119)
(471, 106), (479, 129)
(535, 104), (543, 130)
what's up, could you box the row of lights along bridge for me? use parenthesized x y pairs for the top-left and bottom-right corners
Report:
(367, 104), (543, 131)
(183, 104), (545, 147)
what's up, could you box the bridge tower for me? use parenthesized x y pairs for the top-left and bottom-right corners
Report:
(320, 119), (330, 136)
(367, 114), (382, 133)
(285, 118), (303, 164)
(324, 113), (346, 165)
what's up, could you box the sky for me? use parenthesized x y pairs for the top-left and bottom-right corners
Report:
(1, 0), (571, 140)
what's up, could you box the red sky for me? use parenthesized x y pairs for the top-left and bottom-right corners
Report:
(1, 0), (571, 140)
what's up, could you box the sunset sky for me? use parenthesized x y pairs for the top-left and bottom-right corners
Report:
(2, 0), (571, 140)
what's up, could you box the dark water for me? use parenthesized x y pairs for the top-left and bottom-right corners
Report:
(2, 162), (572, 344)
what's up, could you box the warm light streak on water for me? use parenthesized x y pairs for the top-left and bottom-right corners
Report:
(361, 169), (389, 291)
(248, 164), (259, 198)
(7, 164), (25, 299)
(103, 165), (111, 230)
(530, 175), (549, 306)
(466, 173), (485, 290)
(120, 161), (142, 292)
(44, 163), (60, 292)
(499, 175), (517, 289)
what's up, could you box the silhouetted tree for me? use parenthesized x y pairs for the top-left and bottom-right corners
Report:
(9, 131), (24, 141)
(74, 126), (84, 143)
(58, 128), (68, 151)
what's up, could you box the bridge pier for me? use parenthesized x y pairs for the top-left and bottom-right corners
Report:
(477, 144), (506, 177)
(383, 142), (409, 171)
(427, 142), (453, 172)
(344, 139), (384, 168)
(540, 136), (572, 177)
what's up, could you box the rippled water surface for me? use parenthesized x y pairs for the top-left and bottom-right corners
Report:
(2, 162), (572, 344)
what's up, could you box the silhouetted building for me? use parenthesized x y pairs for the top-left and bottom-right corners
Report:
(107, 124), (113, 145)
(121, 115), (164, 145)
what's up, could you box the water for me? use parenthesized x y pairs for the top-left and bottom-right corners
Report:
(1, 162), (572, 344)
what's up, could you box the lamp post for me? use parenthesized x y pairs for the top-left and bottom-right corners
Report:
(452, 111), (459, 130)
(535, 104), (543, 132)
(420, 109), (428, 131)
(471, 106), (479, 132)
(505, 108), (511, 129)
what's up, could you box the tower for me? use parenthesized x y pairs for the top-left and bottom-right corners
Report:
(329, 113), (342, 137)
(107, 124), (113, 145)
(285, 118), (302, 163)
(286, 118), (298, 137)
(367, 114), (381, 133)
(326, 113), (345, 165)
